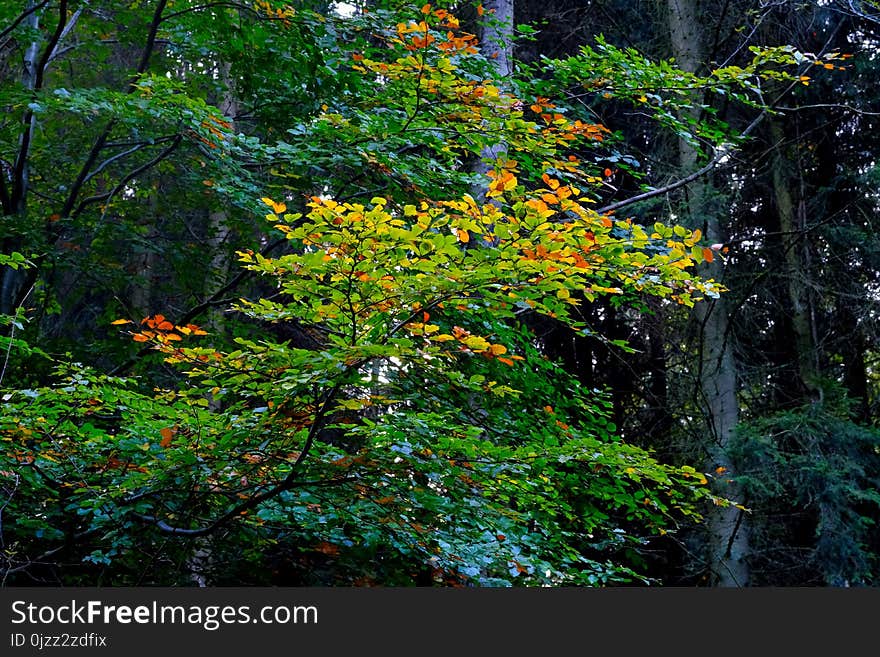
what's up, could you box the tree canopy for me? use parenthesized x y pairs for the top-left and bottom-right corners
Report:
(1, 0), (878, 586)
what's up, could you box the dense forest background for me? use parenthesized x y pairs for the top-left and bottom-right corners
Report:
(1, 0), (878, 587)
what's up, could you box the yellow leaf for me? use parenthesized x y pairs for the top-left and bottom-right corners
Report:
(261, 197), (286, 214)
(110, 318), (131, 325)
(463, 335), (490, 351)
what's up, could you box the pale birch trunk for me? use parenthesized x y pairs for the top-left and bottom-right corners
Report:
(0, 2), (40, 315)
(472, 0), (515, 198)
(185, 62), (239, 586)
(204, 63), (236, 331)
(667, 0), (749, 587)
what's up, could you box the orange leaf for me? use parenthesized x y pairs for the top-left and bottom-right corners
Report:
(159, 427), (175, 448)
(476, 4), (484, 16)
(260, 197), (286, 214)
(497, 357), (514, 366)
(110, 318), (131, 325)
(702, 247), (715, 263)
(315, 542), (340, 556)
(132, 333), (150, 343)
(604, 168), (613, 177)
(421, 3), (431, 14)
(541, 173), (560, 190)
(457, 229), (470, 243)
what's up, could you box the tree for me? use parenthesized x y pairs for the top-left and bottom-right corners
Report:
(1, 1), (833, 586)
(663, 0), (749, 588)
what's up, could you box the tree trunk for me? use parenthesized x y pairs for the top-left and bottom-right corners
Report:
(667, 0), (749, 587)
(204, 62), (237, 331)
(471, 0), (514, 198)
(1, 1), (41, 315)
(477, 0), (514, 79)
(769, 119), (821, 402)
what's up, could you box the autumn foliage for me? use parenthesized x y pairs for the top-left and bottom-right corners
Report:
(0, 1), (825, 586)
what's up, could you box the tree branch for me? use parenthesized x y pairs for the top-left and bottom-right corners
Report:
(132, 0), (169, 86)
(60, 0), (169, 219)
(131, 379), (350, 537)
(11, 0), (69, 211)
(0, 0), (50, 42)
(82, 144), (148, 185)
(162, 2), (271, 22)
(106, 235), (289, 376)
(597, 68), (817, 215)
(71, 135), (182, 219)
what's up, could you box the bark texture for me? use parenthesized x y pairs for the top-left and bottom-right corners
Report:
(667, 0), (750, 587)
